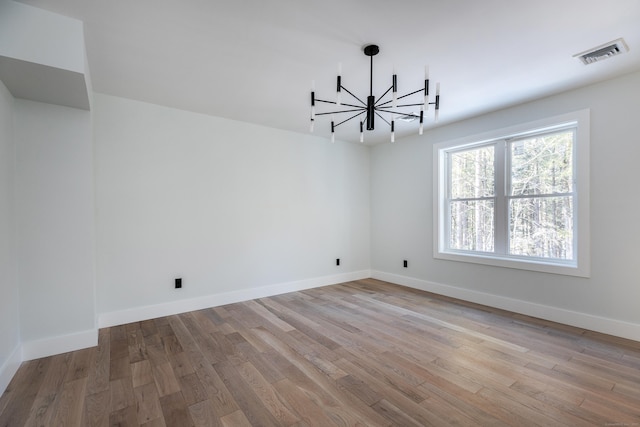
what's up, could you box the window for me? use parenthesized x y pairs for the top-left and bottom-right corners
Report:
(434, 110), (590, 277)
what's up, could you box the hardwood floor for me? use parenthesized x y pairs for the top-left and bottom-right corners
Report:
(1, 278), (639, 426)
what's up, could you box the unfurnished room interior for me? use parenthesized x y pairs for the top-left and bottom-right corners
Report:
(1, 0), (639, 426)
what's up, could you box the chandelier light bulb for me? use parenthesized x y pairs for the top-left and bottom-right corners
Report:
(392, 66), (397, 108)
(424, 65), (430, 111)
(310, 80), (316, 120)
(331, 118), (335, 143)
(435, 82), (440, 122)
(336, 62), (342, 105)
(391, 115), (395, 143)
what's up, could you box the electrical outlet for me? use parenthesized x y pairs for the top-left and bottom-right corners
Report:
(403, 260), (408, 268)
(336, 258), (340, 266)
(175, 278), (182, 289)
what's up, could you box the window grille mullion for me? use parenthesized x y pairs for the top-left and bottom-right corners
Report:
(494, 140), (508, 254)
(507, 192), (575, 200)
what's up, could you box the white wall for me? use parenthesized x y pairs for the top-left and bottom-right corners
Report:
(0, 79), (20, 392)
(94, 94), (370, 323)
(14, 100), (96, 357)
(0, 1), (90, 111)
(0, 0), (85, 74)
(371, 70), (640, 340)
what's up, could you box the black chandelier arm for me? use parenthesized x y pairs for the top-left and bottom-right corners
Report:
(377, 87), (426, 107)
(375, 108), (421, 118)
(339, 85), (367, 107)
(379, 100), (439, 109)
(315, 99), (363, 109)
(334, 110), (366, 128)
(376, 101), (433, 111)
(374, 85), (394, 106)
(375, 111), (391, 127)
(314, 108), (366, 117)
(399, 87), (428, 101)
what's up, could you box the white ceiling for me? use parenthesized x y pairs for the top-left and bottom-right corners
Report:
(15, 0), (640, 144)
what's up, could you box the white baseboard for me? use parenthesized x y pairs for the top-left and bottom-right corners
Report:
(21, 328), (98, 362)
(99, 270), (372, 328)
(371, 270), (640, 342)
(0, 344), (22, 396)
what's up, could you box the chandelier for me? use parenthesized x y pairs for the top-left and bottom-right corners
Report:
(310, 44), (440, 143)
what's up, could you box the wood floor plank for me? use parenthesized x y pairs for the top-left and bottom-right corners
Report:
(245, 299), (297, 332)
(337, 348), (431, 402)
(167, 351), (195, 378)
(271, 378), (340, 427)
(134, 382), (163, 425)
(3, 279), (640, 426)
(38, 352), (72, 396)
(141, 416), (167, 427)
(178, 312), (228, 365)
(192, 361), (239, 417)
(109, 338), (129, 362)
(22, 392), (57, 426)
(108, 404), (137, 427)
(143, 335), (169, 367)
(82, 388), (111, 427)
(50, 377), (87, 426)
(131, 360), (154, 389)
(0, 357), (51, 427)
(177, 372), (208, 406)
(109, 356), (130, 382)
(235, 361), (299, 425)
(161, 334), (183, 356)
(110, 325), (127, 342)
(87, 328), (112, 396)
(188, 399), (223, 427)
(140, 320), (159, 338)
(151, 362), (181, 397)
(214, 359), (283, 427)
(220, 409), (252, 427)
(580, 397), (640, 425)
(256, 349), (344, 410)
(0, 389), (10, 417)
(334, 356), (461, 427)
(128, 327), (148, 364)
(230, 339), (286, 385)
(371, 398), (424, 427)
(109, 378), (135, 413)
(158, 391), (194, 427)
(249, 328), (392, 426)
(65, 348), (96, 383)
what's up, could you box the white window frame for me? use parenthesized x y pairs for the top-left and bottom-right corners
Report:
(433, 109), (590, 277)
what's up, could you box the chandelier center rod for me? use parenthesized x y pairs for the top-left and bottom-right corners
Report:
(363, 44), (379, 97)
(363, 45), (379, 131)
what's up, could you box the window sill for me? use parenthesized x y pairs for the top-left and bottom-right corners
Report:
(435, 250), (590, 278)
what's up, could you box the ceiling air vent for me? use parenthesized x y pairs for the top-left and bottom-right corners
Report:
(398, 113), (418, 122)
(574, 38), (629, 65)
